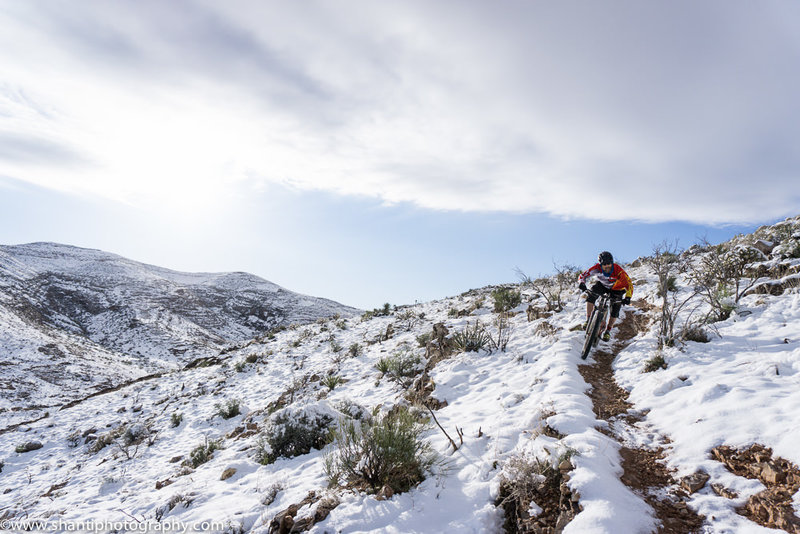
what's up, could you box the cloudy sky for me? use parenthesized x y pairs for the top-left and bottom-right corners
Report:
(1, 1), (798, 308)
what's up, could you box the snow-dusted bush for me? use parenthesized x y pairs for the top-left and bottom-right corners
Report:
(688, 243), (764, 322)
(680, 323), (710, 344)
(324, 406), (439, 494)
(516, 263), (578, 312)
(171, 412), (183, 428)
(643, 352), (668, 373)
(257, 403), (338, 465)
(452, 321), (491, 353)
(492, 287), (521, 312)
(215, 399), (241, 419)
(333, 399), (371, 421)
(375, 351), (423, 386)
(189, 437), (222, 468)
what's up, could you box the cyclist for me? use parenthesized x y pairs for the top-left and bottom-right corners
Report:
(578, 251), (633, 341)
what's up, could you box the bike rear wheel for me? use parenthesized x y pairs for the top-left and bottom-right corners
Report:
(593, 307), (609, 348)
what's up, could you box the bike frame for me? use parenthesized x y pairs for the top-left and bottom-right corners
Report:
(580, 290), (620, 360)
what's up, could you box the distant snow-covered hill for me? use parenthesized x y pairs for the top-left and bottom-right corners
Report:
(0, 242), (359, 420)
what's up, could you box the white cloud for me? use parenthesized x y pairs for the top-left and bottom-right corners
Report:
(0, 0), (798, 224)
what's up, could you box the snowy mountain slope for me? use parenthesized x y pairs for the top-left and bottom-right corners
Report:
(2, 217), (800, 533)
(0, 242), (359, 425)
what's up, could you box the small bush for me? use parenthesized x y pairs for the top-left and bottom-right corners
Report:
(171, 412), (183, 428)
(416, 332), (432, 348)
(375, 351), (423, 386)
(348, 343), (362, 358)
(643, 353), (668, 372)
(258, 404), (337, 464)
(215, 399), (241, 419)
(234, 361), (247, 372)
(333, 399), (371, 421)
(681, 324), (710, 343)
(324, 406), (440, 494)
(245, 354), (259, 364)
(452, 322), (491, 353)
(190, 437), (222, 468)
(322, 375), (343, 391)
(492, 287), (522, 312)
(375, 357), (392, 374)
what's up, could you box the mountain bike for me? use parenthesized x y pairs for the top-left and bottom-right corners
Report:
(580, 290), (621, 360)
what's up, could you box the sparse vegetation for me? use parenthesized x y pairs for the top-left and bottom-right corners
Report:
(688, 240), (765, 322)
(396, 309), (421, 331)
(322, 374), (343, 390)
(416, 332), (432, 348)
(649, 240), (698, 348)
(362, 303), (393, 320)
(171, 412), (183, 428)
(643, 352), (668, 372)
(452, 321), (492, 353)
(257, 406), (337, 464)
(375, 351), (423, 386)
(189, 437), (222, 468)
(324, 406), (440, 494)
(492, 287), (522, 313)
(348, 343), (362, 358)
(516, 263), (579, 312)
(215, 399), (241, 419)
(680, 323), (710, 343)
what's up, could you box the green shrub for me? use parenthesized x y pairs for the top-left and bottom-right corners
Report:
(190, 437), (222, 468)
(245, 354), (259, 364)
(452, 322), (491, 353)
(322, 375), (343, 391)
(416, 332), (432, 348)
(215, 399), (241, 419)
(234, 361), (247, 372)
(375, 351), (423, 386)
(348, 343), (362, 358)
(324, 406), (439, 494)
(492, 287), (522, 312)
(257, 405), (337, 464)
(643, 353), (668, 372)
(171, 412), (183, 428)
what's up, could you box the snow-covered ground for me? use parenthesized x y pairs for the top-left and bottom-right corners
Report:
(2, 223), (800, 533)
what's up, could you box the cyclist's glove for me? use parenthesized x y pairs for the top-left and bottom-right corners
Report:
(622, 296), (631, 305)
(578, 282), (587, 292)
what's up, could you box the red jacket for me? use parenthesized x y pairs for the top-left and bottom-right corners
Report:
(578, 263), (633, 297)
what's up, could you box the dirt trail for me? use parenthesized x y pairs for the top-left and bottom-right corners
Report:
(577, 303), (705, 533)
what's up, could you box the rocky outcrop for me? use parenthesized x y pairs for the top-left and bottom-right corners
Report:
(712, 444), (800, 533)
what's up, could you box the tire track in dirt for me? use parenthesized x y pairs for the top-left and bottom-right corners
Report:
(577, 302), (705, 533)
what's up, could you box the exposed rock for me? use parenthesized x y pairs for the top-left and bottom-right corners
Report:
(713, 443), (800, 532)
(754, 239), (776, 255)
(16, 441), (43, 453)
(680, 472), (710, 494)
(711, 483), (738, 499)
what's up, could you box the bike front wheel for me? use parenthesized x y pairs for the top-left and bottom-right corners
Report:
(581, 310), (601, 359)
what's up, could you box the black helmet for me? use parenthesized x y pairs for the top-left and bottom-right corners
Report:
(598, 251), (614, 265)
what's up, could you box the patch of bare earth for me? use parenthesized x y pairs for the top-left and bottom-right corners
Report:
(577, 302), (705, 533)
